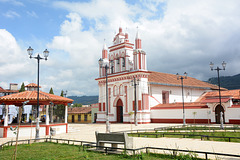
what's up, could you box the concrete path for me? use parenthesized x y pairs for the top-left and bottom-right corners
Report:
(1, 123), (240, 159)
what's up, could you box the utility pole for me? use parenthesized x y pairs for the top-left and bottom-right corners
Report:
(132, 77), (139, 126)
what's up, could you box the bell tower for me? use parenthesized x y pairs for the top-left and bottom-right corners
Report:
(133, 30), (147, 70)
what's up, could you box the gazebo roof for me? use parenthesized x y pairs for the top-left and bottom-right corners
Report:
(25, 83), (41, 88)
(0, 90), (73, 106)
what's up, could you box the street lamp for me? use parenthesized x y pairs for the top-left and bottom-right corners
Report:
(27, 46), (49, 139)
(209, 61), (226, 129)
(63, 90), (68, 97)
(99, 58), (110, 133)
(176, 72), (187, 126)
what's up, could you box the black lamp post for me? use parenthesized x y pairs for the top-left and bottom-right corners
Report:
(27, 46), (49, 139)
(209, 61), (226, 127)
(63, 90), (68, 97)
(99, 58), (110, 133)
(176, 72), (187, 126)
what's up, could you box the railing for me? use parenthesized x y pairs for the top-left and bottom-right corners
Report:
(128, 132), (240, 142)
(83, 143), (240, 160)
(1, 138), (240, 160)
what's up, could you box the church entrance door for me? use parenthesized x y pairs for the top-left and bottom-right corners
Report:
(215, 105), (225, 124)
(116, 99), (123, 123)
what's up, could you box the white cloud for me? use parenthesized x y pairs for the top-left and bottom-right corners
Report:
(0, 29), (33, 84)
(3, 10), (20, 18)
(26, 11), (38, 18)
(0, 0), (24, 6)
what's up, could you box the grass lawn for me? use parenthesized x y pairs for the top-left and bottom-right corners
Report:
(0, 142), (203, 160)
(129, 126), (240, 143)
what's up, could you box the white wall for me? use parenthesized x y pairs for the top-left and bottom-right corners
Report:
(149, 85), (209, 106)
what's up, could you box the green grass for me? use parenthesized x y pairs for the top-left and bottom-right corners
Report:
(0, 142), (203, 160)
(129, 126), (240, 143)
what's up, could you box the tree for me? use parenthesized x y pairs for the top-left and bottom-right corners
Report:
(71, 103), (82, 107)
(49, 87), (54, 94)
(60, 90), (64, 97)
(19, 83), (25, 92)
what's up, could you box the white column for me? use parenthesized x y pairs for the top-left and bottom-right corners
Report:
(51, 105), (53, 123)
(46, 105), (49, 125)
(65, 105), (68, 123)
(4, 105), (8, 126)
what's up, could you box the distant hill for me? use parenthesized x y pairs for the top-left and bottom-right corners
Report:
(67, 96), (98, 105)
(207, 74), (240, 90)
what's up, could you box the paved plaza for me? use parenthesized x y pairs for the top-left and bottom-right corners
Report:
(1, 123), (240, 159)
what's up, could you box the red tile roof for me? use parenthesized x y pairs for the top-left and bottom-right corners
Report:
(68, 107), (92, 114)
(0, 90), (73, 106)
(148, 71), (223, 90)
(151, 102), (208, 110)
(25, 83), (41, 88)
(0, 87), (5, 92)
(197, 89), (240, 102)
(0, 86), (19, 93)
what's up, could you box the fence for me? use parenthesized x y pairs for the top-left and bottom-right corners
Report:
(1, 138), (240, 160)
(128, 132), (240, 142)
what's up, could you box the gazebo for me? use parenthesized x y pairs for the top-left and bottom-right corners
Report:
(0, 90), (73, 138)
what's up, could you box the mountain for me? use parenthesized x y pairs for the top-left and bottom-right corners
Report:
(67, 95), (98, 105)
(207, 74), (240, 90)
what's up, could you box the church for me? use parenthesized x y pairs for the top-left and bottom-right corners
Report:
(96, 27), (240, 124)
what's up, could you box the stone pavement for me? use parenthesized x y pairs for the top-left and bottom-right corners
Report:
(1, 123), (240, 159)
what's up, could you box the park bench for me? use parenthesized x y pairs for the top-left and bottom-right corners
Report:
(95, 131), (133, 151)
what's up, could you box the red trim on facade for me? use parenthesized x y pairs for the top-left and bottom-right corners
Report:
(150, 95), (161, 104)
(230, 105), (240, 108)
(138, 52), (141, 69)
(103, 103), (105, 111)
(109, 88), (111, 113)
(151, 106), (208, 110)
(151, 119), (210, 123)
(109, 45), (133, 52)
(108, 42), (134, 49)
(138, 100), (142, 111)
(142, 94), (149, 110)
(229, 119), (240, 124)
(125, 86), (128, 113)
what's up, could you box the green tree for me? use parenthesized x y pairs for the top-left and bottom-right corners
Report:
(49, 87), (54, 94)
(60, 90), (64, 97)
(71, 103), (82, 107)
(19, 83), (25, 92)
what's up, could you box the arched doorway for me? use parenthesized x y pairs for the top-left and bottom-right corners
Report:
(116, 99), (123, 123)
(215, 105), (225, 124)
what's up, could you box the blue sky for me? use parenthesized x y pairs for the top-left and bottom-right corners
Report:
(0, 0), (240, 96)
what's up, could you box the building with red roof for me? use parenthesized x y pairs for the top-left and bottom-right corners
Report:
(95, 27), (239, 125)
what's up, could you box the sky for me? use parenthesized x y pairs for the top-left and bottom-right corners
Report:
(0, 0), (240, 96)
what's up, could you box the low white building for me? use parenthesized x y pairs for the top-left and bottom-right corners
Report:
(95, 27), (236, 124)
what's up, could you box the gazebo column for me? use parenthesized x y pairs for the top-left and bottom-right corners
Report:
(51, 105), (53, 123)
(46, 105), (49, 125)
(3, 105), (9, 138)
(4, 105), (8, 126)
(65, 104), (68, 123)
(65, 104), (68, 133)
(45, 105), (50, 136)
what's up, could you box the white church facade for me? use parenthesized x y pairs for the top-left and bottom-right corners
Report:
(96, 27), (240, 124)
